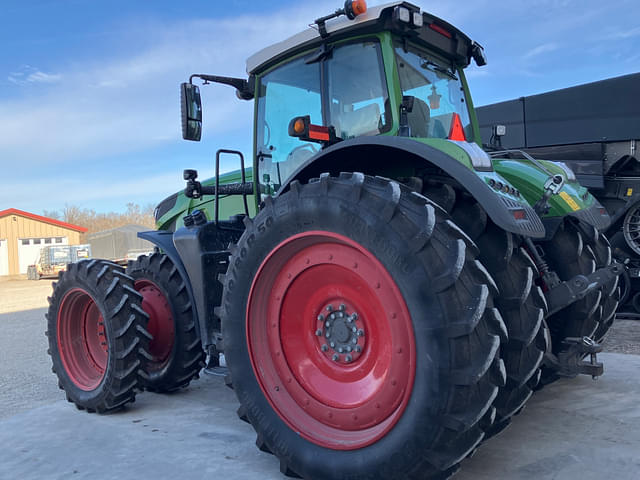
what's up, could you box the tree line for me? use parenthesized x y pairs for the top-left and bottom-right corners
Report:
(43, 203), (156, 238)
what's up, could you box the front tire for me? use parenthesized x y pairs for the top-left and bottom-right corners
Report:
(220, 174), (505, 479)
(127, 253), (205, 392)
(46, 260), (151, 412)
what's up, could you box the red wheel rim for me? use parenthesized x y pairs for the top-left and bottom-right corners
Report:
(247, 231), (415, 450)
(135, 280), (175, 367)
(57, 289), (109, 391)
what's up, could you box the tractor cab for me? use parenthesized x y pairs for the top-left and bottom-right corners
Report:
(181, 1), (488, 194)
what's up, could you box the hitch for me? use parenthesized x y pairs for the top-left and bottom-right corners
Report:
(545, 263), (623, 316)
(545, 336), (604, 379)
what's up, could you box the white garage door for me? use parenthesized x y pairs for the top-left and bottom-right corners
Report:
(17, 237), (68, 274)
(0, 239), (8, 276)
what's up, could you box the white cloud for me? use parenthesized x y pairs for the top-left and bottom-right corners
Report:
(522, 42), (559, 59)
(7, 66), (62, 85)
(1, 0), (638, 213)
(0, 1), (343, 168)
(603, 26), (640, 40)
(0, 0), (352, 211)
(25, 71), (62, 83)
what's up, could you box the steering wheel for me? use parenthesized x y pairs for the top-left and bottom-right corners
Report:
(286, 143), (319, 162)
(263, 122), (271, 148)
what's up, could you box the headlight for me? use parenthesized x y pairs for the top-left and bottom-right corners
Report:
(154, 192), (179, 222)
(556, 162), (576, 182)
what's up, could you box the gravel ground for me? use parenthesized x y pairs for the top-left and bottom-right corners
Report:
(602, 318), (640, 355)
(0, 278), (53, 314)
(0, 279), (64, 418)
(0, 278), (638, 420)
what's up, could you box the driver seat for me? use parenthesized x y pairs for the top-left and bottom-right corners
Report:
(407, 98), (430, 138)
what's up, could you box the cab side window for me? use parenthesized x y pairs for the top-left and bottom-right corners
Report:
(257, 58), (322, 192)
(327, 41), (390, 139)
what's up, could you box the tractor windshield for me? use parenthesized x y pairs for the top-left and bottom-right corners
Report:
(394, 41), (473, 141)
(256, 40), (389, 195)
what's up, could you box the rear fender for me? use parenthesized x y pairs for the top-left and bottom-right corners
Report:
(278, 136), (545, 238)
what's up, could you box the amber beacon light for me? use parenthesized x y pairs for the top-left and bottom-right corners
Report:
(345, 0), (367, 19)
(314, 1), (367, 38)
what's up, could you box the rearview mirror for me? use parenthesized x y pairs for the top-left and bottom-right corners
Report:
(180, 82), (202, 141)
(470, 41), (487, 67)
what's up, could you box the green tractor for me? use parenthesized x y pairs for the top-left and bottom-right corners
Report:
(47, 2), (621, 478)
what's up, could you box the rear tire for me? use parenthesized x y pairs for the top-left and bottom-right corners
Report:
(452, 198), (548, 437)
(543, 221), (604, 347)
(579, 225), (620, 342)
(46, 259), (151, 412)
(127, 253), (205, 392)
(220, 173), (505, 479)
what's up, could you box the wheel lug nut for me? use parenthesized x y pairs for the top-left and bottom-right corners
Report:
(357, 329), (364, 337)
(345, 354), (353, 363)
(352, 326), (357, 333)
(332, 354), (339, 362)
(325, 331), (330, 338)
(326, 305), (333, 312)
(337, 312), (344, 318)
(346, 346), (352, 352)
(355, 345), (362, 352)
(347, 316), (353, 323)
(321, 344), (329, 352)
(338, 347), (344, 353)
(325, 321), (330, 327)
(330, 342), (336, 348)
(339, 304), (346, 311)
(315, 329), (322, 336)
(317, 314), (324, 322)
(352, 338), (357, 344)
(329, 313), (335, 320)
(352, 313), (358, 320)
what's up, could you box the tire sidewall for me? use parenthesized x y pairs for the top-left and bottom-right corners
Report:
(48, 268), (116, 408)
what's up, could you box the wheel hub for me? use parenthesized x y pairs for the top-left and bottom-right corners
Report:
(57, 288), (108, 391)
(316, 303), (365, 363)
(135, 280), (175, 367)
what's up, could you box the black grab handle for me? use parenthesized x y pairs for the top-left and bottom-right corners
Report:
(214, 149), (251, 223)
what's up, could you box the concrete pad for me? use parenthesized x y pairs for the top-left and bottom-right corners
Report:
(1, 353), (639, 480)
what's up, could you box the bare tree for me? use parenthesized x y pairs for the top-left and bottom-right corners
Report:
(42, 209), (61, 220)
(62, 203), (156, 239)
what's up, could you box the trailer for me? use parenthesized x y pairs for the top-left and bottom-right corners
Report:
(476, 72), (640, 310)
(27, 244), (91, 280)
(86, 224), (154, 265)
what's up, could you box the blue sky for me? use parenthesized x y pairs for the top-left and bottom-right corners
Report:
(1, 0), (638, 216)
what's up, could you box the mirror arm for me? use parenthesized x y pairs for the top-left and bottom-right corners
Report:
(189, 74), (254, 100)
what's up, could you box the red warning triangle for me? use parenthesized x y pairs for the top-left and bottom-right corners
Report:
(448, 113), (466, 141)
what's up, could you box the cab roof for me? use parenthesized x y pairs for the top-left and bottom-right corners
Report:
(246, 2), (475, 75)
